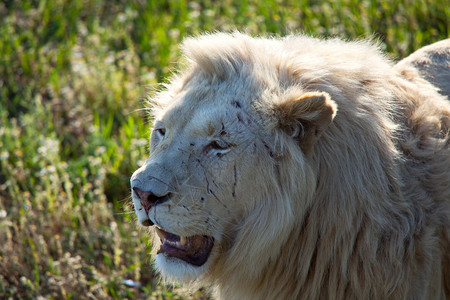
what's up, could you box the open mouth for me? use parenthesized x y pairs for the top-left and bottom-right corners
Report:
(155, 227), (214, 266)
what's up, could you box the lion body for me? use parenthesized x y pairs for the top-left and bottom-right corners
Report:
(396, 39), (450, 98)
(131, 33), (450, 299)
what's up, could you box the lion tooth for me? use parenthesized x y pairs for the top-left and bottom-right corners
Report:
(155, 227), (165, 240)
(154, 227), (187, 248)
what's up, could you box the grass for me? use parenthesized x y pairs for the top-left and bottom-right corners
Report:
(0, 0), (448, 299)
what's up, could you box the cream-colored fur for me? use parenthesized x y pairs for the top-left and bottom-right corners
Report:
(396, 39), (450, 98)
(131, 33), (450, 299)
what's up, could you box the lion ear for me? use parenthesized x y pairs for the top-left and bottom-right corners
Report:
(275, 91), (337, 154)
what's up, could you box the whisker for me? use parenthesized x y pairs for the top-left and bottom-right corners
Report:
(114, 211), (135, 216)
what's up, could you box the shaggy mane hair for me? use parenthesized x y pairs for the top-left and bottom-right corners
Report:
(146, 33), (450, 299)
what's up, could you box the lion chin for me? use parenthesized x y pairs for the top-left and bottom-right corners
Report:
(131, 33), (450, 300)
(154, 253), (207, 283)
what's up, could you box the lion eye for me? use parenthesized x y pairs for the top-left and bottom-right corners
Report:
(156, 128), (166, 135)
(154, 127), (166, 137)
(210, 140), (227, 150)
(204, 140), (231, 156)
(150, 126), (166, 148)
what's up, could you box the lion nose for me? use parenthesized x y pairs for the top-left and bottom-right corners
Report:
(132, 187), (171, 215)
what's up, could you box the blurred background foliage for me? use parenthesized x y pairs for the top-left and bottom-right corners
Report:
(0, 0), (448, 299)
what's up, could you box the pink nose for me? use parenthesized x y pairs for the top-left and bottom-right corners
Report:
(132, 187), (171, 214)
(133, 188), (153, 214)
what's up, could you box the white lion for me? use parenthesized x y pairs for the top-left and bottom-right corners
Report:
(131, 33), (450, 299)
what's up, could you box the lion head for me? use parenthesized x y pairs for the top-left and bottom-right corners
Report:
(131, 33), (450, 299)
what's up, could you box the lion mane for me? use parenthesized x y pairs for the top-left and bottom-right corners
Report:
(131, 33), (450, 299)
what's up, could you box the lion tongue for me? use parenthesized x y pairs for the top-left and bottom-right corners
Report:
(155, 227), (214, 266)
